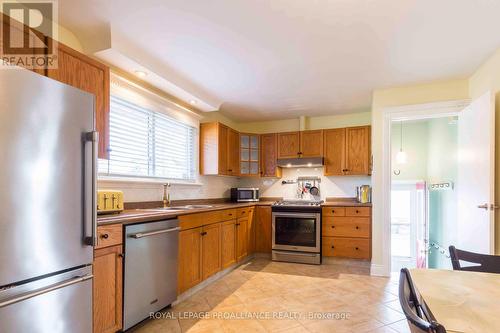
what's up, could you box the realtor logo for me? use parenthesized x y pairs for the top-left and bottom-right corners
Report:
(1, 0), (58, 69)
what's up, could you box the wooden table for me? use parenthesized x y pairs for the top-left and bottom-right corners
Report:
(410, 269), (500, 333)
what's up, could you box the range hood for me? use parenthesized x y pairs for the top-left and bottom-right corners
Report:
(277, 157), (324, 168)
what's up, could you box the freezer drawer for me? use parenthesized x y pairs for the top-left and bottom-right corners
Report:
(0, 266), (92, 333)
(124, 219), (179, 330)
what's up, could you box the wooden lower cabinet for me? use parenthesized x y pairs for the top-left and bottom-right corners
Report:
(93, 244), (123, 333)
(247, 208), (256, 254)
(221, 220), (237, 268)
(322, 206), (372, 260)
(202, 223), (221, 280)
(178, 227), (203, 294)
(255, 206), (272, 253)
(236, 217), (249, 261)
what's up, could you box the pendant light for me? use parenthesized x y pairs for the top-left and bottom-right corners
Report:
(396, 121), (407, 164)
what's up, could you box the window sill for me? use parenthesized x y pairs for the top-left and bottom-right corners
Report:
(98, 175), (203, 186)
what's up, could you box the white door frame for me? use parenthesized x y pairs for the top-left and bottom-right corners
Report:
(378, 99), (469, 276)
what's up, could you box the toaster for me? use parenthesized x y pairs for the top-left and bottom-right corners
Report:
(97, 190), (124, 214)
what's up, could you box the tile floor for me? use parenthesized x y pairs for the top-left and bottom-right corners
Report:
(131, 258), (409, 333)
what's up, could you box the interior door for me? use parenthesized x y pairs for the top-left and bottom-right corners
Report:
(457, 91), (495, 254)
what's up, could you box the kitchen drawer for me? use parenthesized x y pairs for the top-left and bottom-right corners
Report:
(322, 207), (346, 217)
(96, 224), (123, 249)
(322, 237), (370, 259)
(345, 207), (371, 217)
(322, 217), (370, 238)
(220, 209), (237, 221)
(179, 211), (222, 230)
(237, 207), (254, 218)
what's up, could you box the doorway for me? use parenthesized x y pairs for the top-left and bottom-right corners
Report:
(380, 93), (495, 276)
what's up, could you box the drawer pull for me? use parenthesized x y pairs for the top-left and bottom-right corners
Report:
(355, 226), (359, 229)
(331, 245), (334, 249)
(242, 211), (246, 213)
(100, 234), (109, 239)
(331, 225), (335, 229)
(235, 223), (241, 226)
(356, 210), (359, 213)
(331, 210), (335, 213)
(228, 213), (233, 216)
(355, 247), (359, 250)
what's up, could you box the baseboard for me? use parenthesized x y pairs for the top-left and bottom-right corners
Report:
(370, 263), (390, 277)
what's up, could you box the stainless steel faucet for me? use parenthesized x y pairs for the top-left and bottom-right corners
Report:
(162, 183), (171, 208)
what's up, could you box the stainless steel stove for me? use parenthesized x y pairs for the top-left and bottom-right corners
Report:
(271, 200), (323, 265)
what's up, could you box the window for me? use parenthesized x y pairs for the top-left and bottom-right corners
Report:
(99, 96), (196, 180)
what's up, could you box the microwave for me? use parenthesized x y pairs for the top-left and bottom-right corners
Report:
(231, 188), (259, 202)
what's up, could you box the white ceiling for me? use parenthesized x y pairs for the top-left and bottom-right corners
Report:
(58, 0), (500, 121)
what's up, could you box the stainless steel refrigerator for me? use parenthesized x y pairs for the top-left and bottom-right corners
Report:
(0, 69), (97, 332)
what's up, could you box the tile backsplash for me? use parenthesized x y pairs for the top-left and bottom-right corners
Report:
(98, 167), (370, 203)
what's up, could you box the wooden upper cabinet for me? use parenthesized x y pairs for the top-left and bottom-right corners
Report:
(47, 43), (110, 159)
(93, 245), (123, 333)
(201, 223), (221, 280)
(200, 122), (241, 176)
(240, 133), (259, 176)
(277, 131), (300, 158)
(345, 126), (371, 175)
(227, 128), (240, 176)
(323, 126), (371, 176)
(218, 124), (229, 175)
(324, 128), (346, 176)
(300, 130), (323, 157)
(260, 133), (281, 177)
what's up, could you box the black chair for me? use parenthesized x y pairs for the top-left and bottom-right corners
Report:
(449, 245), (500, 274)
(399, 268), (447, 333)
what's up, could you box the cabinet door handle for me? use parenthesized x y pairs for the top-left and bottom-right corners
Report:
(355, 247), (359, 250)
(331, 245), (334, 249)
(356, 210), (359, 213)
(100, 233), (109, 239)
(355, 226), (359, 230)
(200, 231), (207, 236)
(236, 223), (240, 226)
(331, 225), (335, 229)
(118, 253), (124, 258)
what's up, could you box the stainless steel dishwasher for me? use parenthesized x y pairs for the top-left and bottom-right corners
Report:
(123, 219), (180, 330)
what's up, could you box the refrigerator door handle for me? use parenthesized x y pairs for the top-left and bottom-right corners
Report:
(0, 274), (93, 309)
(84, 131), (99, 246)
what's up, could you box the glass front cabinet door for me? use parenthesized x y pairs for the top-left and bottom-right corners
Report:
(240, 134), (259, 176)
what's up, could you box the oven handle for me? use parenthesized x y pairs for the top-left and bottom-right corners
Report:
(272, 212), (320, 219)
(272, 250), (318, 257)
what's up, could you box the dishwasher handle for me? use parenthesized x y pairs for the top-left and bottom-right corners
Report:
(129, 227), (180, 239)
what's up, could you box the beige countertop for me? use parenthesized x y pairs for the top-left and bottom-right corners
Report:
(97, 198), (371, 226)
(410, 268), (500, 333)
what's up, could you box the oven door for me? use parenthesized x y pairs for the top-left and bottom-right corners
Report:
(272, 212), (320, 253)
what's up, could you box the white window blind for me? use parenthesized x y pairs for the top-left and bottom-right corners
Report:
(99, 96), (196, 180)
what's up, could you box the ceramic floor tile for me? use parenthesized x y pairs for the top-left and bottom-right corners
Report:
(130, 259), (414, 333)
(386, 320), (411, 333)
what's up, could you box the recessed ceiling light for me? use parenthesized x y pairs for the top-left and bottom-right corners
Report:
(134, 70), (147, 78)
(189, 100), (197, 105)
